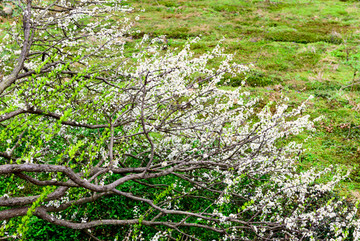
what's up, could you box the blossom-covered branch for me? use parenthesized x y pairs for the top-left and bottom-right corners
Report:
(0, 1), (359, 240)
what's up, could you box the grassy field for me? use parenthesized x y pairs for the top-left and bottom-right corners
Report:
(1, 0), (360, 193)
(122, 0), (360, 193)
(1, 1), (360, 239)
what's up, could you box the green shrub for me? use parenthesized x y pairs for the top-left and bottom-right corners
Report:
(265, 30), (321, 44)
(212, 4), (239, 12)
(265, 29), (343, 44)
(228, 70), (281, 87)
(157, 0), (179, 8)
(306, 80), (342, 91)
(163, 27), (195, 39)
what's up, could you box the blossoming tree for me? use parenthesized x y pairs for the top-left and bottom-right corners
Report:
(0, 0), (359, 240)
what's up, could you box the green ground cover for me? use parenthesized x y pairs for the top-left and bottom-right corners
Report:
(1, 0), (360, 239)
(123, 0), (360, 194)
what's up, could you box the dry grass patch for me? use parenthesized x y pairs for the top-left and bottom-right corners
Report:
(188, 24), (211, 34)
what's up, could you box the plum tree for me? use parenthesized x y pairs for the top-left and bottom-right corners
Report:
(0, 1), (359, 240)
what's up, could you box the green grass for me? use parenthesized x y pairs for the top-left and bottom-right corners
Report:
(2, 0), (360, 195)
(125, 0), (360, 195)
